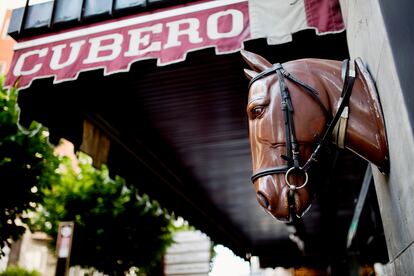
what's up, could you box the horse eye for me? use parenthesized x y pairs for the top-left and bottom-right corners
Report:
(251, 106), (265, 118)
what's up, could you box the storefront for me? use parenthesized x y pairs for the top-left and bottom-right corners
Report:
(7, 0), (403, 272)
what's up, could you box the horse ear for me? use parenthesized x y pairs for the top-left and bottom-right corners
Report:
(244, 69), (259, 80)
(240, 49), (272, 72)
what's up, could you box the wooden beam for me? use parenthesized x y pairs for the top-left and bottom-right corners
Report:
(80, 120), (110, 168)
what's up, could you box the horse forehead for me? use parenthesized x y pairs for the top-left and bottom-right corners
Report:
(248, 75), (279, 98)
(247, 89), (267, 103)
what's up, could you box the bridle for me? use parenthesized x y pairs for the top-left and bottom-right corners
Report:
(249, 60), (356, 193)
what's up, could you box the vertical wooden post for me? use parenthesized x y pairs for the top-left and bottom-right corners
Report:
(80, 120), (110, 169)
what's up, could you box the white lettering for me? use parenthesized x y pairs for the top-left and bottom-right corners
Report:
(124, 24), (163, 57)
(164, 18), (203, 49)
(13, 48), (48, 76)
(207, 9), (243, 39)
(50, 40), (86, 70)
(83, 34), (123, 64)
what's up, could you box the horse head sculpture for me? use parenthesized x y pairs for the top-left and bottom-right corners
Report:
(242, 50), (388, 221)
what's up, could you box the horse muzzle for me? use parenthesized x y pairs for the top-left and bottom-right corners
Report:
(254, 174), (312, 221)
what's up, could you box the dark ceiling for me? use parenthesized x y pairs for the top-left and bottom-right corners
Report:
(17, 30), (388, 269)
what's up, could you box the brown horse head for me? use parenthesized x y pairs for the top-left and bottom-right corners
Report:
(242, 50), (331, 221)
(241, 50), (388, 221)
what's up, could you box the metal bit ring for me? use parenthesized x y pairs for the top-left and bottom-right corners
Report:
(285, 167), (308, 190)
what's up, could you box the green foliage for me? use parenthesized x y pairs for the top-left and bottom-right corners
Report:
(0, 266), (41, 276)
(0, 77), (174, 274)
(0, 76), (60, 255)
(31, 153), (174, 275)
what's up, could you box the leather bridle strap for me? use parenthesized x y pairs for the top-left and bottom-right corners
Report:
(250, 63), (318, 183)
(250, 60), (357, 186)
(280, 68), (331, 120)
(249, 64), (330, 119)
(251, 166), (290, 182)
(250, 63), (329, 183)
(333, 60), (355, 148)
(301, 59), (356, 171)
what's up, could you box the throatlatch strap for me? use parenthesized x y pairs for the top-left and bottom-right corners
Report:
(332, 59), (355, 148)
(302, 59), (356, 171)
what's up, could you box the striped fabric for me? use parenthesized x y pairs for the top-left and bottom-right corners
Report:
(249, 0), (344, 44)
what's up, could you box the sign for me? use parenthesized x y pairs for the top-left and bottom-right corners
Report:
(7, 0), (250, 89)
(6, 0), (344, 89)
(56, 221), (74, 258)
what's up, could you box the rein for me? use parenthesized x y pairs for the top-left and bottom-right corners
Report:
(249, 60), (356, 191)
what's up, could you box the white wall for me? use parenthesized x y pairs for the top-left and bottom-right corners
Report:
(340, 0), (414, 274)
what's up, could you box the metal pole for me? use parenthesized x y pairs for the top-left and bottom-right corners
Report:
(49, 0), (57, 28)
(20, 0), (30, 34)
(346, 165), (373, 249)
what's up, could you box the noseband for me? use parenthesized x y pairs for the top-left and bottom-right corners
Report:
(249, 60), (356, 191)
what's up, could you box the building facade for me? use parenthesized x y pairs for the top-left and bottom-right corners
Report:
(340, 0), (414, 274)
(4, 0), (414, 274)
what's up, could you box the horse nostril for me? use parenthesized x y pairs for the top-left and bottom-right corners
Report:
(256, 192), (270, 209)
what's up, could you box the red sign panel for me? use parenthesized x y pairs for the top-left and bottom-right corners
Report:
(6, 0), (250, 88)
